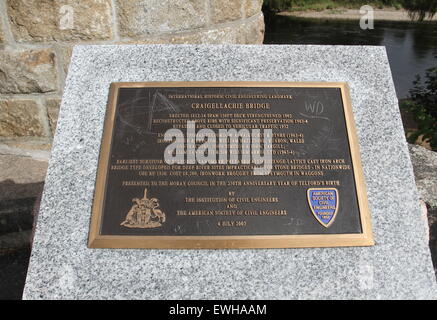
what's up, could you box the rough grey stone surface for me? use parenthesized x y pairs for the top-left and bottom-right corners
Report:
(117, 0), (208, 36)
(0, 49), (58, 94)
(408, 144), (437, 278)
(408, 144), (437, 211)
(7, 0), (113, 42)
(23, 45), (437, 299)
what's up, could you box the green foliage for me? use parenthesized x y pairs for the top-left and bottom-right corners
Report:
(263, 0), (437, 19)
(401, 67), (437, 150)
(400, 0), (437, 21)
(263, 0), (292, 11)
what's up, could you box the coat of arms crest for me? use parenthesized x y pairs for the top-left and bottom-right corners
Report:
(120, 188), (166, 228)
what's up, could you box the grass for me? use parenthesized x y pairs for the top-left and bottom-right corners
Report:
(288, 1), (339, 12)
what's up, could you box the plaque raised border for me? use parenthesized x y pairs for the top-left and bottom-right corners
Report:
(88, 82), (374, 249)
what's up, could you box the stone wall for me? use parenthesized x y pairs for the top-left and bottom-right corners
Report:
(0, 0), (264, 152)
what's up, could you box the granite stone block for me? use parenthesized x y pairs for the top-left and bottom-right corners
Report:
(23, 45), (437, 299)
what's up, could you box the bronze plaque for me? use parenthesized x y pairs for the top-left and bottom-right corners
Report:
(88, 82), (373, 249)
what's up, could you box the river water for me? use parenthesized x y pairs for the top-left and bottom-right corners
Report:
(264, 14), (437, 99)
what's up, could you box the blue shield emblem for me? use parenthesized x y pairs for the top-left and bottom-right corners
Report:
(307, 188), (339, 228)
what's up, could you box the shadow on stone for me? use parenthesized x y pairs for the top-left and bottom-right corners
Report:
(0, 247), (31, 300)
(427, 206), (437, 279)
(0, 179), (43, 300)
